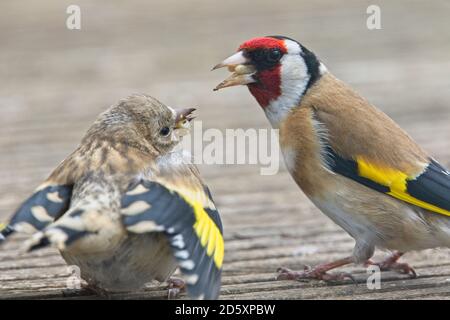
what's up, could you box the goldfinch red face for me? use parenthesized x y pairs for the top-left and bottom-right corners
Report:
(213, 36), (325, 127)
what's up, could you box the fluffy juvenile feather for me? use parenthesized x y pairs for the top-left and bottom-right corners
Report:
(1, 94), (223, 299)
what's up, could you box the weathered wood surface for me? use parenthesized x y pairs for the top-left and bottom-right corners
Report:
(0, 0), (449, 299)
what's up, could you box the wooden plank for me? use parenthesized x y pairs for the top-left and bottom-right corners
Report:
(0, 0), (450, 300)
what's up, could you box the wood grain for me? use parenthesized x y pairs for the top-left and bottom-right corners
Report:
(0, 0), (449, 299)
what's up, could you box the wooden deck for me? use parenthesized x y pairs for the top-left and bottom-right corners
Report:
(1, 0), (449, 299)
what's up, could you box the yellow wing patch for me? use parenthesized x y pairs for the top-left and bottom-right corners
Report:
(165, 187), (224, 269)
(183, 196), (224, 269)
(357, 157), (450, 216)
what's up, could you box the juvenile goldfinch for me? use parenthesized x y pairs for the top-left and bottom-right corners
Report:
(0, 94), (224, 299)
(213, 36), (450, 281)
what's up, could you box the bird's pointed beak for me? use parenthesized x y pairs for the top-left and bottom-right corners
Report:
(212, 51), (256, 91)
(212, 51), (248, 70)
(175, 108), (196, 129)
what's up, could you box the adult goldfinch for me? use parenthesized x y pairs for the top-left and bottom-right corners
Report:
(213, 36), (450, 281)
(0, 94), (224, 299)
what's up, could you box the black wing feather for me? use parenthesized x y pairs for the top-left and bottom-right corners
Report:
(325, 145), (450, 216)
(1, 185), (72, 241)
(407, 159), (450, 212)
(121, 180), (223, 299)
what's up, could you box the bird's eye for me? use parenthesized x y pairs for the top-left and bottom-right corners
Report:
(160, 127), (171, 136)
(267, 49), (282, 63)
(249, 48), (283, 70)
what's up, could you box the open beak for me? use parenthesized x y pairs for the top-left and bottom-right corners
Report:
(212, 51), (256, 91)
(175, 108), (196, 129)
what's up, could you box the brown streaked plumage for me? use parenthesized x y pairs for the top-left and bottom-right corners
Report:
(0, 94), (224, 299)
(214, 35), (450, 281)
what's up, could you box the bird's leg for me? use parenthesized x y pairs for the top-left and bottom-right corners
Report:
(277, 256), (355, 282)
(365, 251), (416, 278)
(167, 277), (186, 299)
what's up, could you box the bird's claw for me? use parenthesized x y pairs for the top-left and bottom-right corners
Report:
(167, 277), (186, 299)
(366, 260), (417, 278)
(276, 266), (355, 283)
